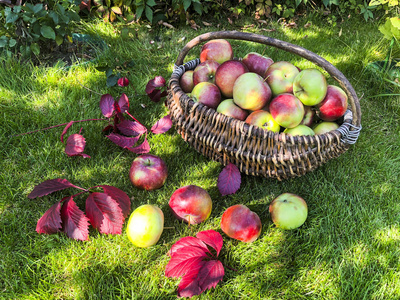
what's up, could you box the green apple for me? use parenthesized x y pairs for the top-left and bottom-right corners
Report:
(126, 204), (164, 248)
(293, 68), (327, 106)
(245, 110), (280, 132)
(269, 193), (308, 230)
(264, 61), (300, 96)
(284, 125), (315, 136)
(313, 121), (339, 135)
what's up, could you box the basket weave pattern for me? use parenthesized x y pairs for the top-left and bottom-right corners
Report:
(167, 31), (362, 180)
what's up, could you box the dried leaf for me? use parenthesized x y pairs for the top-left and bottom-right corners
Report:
(36, 201), (62, 234)
(107, 132), (140, 148)
(99, 185), (131, 218)
(158, 20), (175, 29)
(151, 115), (172, 134)
(28, 178), (84, 199)
(117, 119), (147, 136)
(217, 163), (241, 196)
(60, 121), (74, 143)
(61, 197), (90, 241)
(65, 134), (91, 158)
(99, 94), (115, 118)
(202, 21), (212, 26)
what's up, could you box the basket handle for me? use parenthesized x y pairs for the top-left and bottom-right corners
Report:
(175, 31), (361, 128)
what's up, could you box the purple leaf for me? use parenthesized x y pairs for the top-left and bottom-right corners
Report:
(117, 119), (147, 137)
(145, 76), (166, 95)
(118, 93), (130, 113)
(99, 94), (115, 118)
(117, 77), (129, 87)
(61, 196), (90, 241)
(85, 192), (124, 235)
(60, 121), (74, 143)
(107, 132), (140, 149)
(99, 185), (131, 218)
(127, 137), (150, 154)
(196, 230), (223, 257)
(28, 178), (84, 199)
(65, 134), (91, 158)
(217, 163), (241, 196)
(36, 201), (62, 234)
(147, 89), (168, 103)
(151, 115), (172, 134)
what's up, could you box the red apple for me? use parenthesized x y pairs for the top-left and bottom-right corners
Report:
(215, 60), (248, 98)
(129, 154), (168, 191)
(233, 72), (272, 111)
(193, 60), (220, 85)
(216, 99), (249, 121)
(313, 121), (339, 135)
(191, 82), (222, 109)
(180, 70), (194, 93)
(264, 61), (300, 96)
(220, 204), (262, 243)
(200, 39), (233, 64)
(269, 193), (308, 230)
(269, 93), (305, 129)
(300, 106), (315, 127)
(316, 85), (348, 121)
(169, 185), (212, 225)
(293, 68), (328, 106)
(245, 110), (280, 133)
(283, 125), (315, 136)
(242, 52), (274, 77)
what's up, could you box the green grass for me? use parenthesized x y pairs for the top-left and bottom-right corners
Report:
(1, 15), (400, 299)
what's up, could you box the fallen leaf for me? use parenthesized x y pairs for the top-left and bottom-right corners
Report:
(217, 163), (241, 196)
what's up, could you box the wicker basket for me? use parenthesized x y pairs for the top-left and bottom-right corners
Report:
(167, 31), (362, 180)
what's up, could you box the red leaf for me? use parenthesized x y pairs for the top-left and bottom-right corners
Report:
(60, 121), (74, 143)
(107, 132), (140, 149)
(177, 261), (205, 298)
(85, 192), (124, 235)
(117, 77), (129, 87)
(28, 178), (84, 199)
(197, 260), (225, 292)
(127, 137), (150, 154)
(165, 246), (209, 278)
(151, 115), (172, 134)
(145, 76), (166, 95)
(36, 201), (62, 234)
(65, 134), (91, 158)
(196, 230), (223, 257)
(169, 236), (209, 257)
(117, 119), (147, 137)
(99, 94), (115, 118)
(98, 185), (131, 218)
(118, 93), (130, 113)
(61, 197), (90, 241)
(147, 89), (167, 103)
(217, 163), (241, 196)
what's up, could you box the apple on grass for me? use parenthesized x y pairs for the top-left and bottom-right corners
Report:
(316, 85), (348, 121)
(313, 121), (339, 135)
(293, 68), (327, 106)
(232, 72), (272, 111)
(169, 185), (212, 225)
(193, 60), (220, 85)
(284, 124), (315, 136)
(180, 70), (195, 93)
(200, 39), (233, 64)
(220, 204), (262, 243)
(126, 204), (164, 248)
(191, 82), (222, 109)
(129, 154), (168, 191)
(217, 99), (249, 121)
(264, 61), (300, 96)
(215, 60), (248, 98)
(269, 193), (308, 230)
(242, 52), (274, 77)
(269, 93), (305, 129)
(245, 110), (280, 133)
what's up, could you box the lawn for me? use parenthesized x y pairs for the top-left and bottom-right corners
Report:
(1, 14), (400, 299)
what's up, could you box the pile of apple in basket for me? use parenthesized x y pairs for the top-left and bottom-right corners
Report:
(180, 39), (348, 135)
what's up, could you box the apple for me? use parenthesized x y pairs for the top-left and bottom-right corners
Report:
(269, 93), (305, 128)
(269, 193), (308, 230)
(220, 204), (262, 243)
(169, 185), (212, 225)
(245, 110), (280, 133)
(300, 106), (315, 127)
(242, 52), (274, 77)
(217, 99), (249, 121)
(313, 121), (339, 135)
(232, 72), (272, 111)
(215, 60), (248, 98)
(316, 85), (348, 121)
(180, 70), (195, 93)
(200, 39), (233, 64)
(191, 82), (222, 109)
(129, 154), (168, 191)
(193, 60), (220, 85)
(264, 61), (300, 96)
(126, 204), (164, 248)
(293, 68), (327, 106)
(283, 124), (315, 136)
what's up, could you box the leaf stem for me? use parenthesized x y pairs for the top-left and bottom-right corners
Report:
(125, 111), (145, 128)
